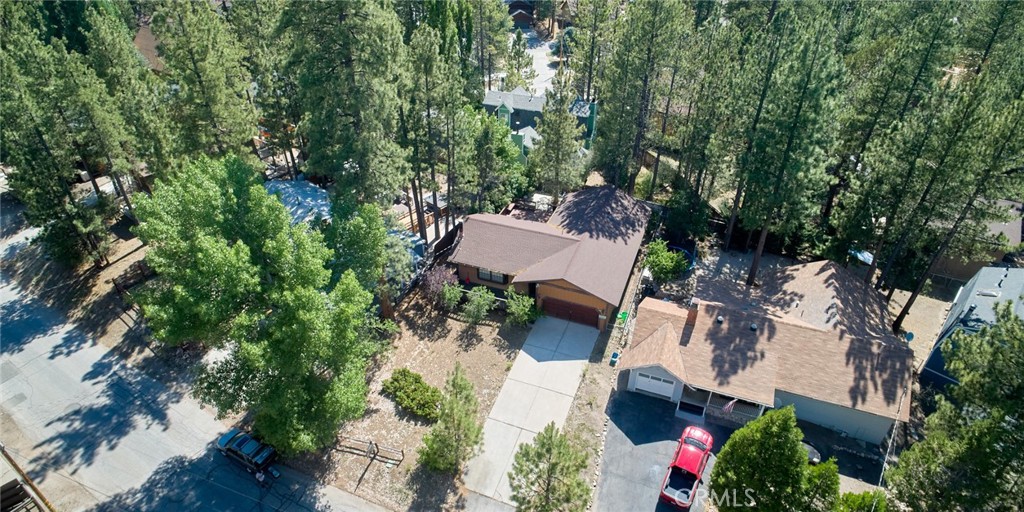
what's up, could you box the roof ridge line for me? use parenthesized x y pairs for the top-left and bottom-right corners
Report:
(473, 215), (580, 241)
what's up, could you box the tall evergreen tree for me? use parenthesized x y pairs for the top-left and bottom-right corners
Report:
(593, 0), (687, 189)
(84, 8), (178, 182)
(504, 28), (537, 92)
(531, 64), (584, 204)
(283, 0), (409, 204)
(887, 301), (1024, 511)
(569, 0), (613, 101)
(741, 5), (842, 286)
(472, 0), (512, 91)
(226, 0), (302, 177)
(151, 0), (255, 157)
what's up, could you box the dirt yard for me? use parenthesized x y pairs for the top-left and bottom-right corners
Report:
(299, 292), (529, 511)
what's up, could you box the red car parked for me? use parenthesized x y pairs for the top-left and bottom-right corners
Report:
(659, 426), (714, 509)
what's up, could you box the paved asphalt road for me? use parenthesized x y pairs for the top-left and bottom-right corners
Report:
(0, 195), (387, 512)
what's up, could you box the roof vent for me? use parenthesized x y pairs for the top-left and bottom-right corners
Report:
(750, 323), (758, 332)
(716, 316), (724, 324)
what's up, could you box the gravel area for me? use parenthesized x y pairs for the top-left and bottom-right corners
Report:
(303, 292), (529, 511)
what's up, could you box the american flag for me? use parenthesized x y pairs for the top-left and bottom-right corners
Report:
(722, 398), (738, 414)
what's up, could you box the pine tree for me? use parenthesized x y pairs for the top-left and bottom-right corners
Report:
(151, 0), (255, 157)
(887, 301), (1024, 511)
(531, 64), (584, 203)
(508, 422), (590, 512)
(84, 8), (178, 181)
(418, 363), (483, 472)
(226, 0), (302, 177)
(891, 37), (1024, 332)
(593, 0), (687, 189)
(472, 0), (512, 91)
(741, 6), (842, 286)
(466, 111), (527, 213)
(827, 1), (959, 244)
(1, 2), (112, 266)
(504, 29), (537, 92)
(283, 0), (409, 204)
(569, 0), (613, 101)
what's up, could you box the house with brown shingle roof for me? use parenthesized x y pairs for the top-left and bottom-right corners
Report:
(449, 186), (650, 330)
(619, 261), (914, 445)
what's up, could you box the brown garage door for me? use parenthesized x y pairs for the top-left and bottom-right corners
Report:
(542, 297), (599, 328)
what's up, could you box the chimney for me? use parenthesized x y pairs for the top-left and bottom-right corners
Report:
(686, 298), (700, 326)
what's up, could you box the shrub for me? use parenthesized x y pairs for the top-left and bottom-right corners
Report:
(646, 239), (686, 284)
(838, 491), (887, 512)
(422, 266), (457, 306)
(381, 368), (442, 421)
(441, 283), (463, 312)
(506, 290), (539, 326)
(462, 287), (496, 324)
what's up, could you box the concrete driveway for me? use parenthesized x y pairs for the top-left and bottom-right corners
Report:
(597, 389), (735, 512)
(465, 317), (598, 506)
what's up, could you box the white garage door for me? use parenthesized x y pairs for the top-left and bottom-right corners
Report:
(635, 372), (675, 398)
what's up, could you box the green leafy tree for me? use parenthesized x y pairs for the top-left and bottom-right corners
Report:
(418, 363), (484, 472)
(134, 156), (376, 454)
(504, 29), (537, 92)
(442, 283), (464, 312)
(531, 64), (584, 203)
(646, 240), (686, 284)
(886, 301), (1024, 511)
(508, 422), (590, 512)
(838, 490), (888, 512)
(505, 290), (539, 326)
(463, 287), (496, 324)
(711, 407), (839, 512)
(152, 0), (255, 157)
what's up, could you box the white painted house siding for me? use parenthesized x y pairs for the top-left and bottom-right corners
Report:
(775, 390), (894, 445)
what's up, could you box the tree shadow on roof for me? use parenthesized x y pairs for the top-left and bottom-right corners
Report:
(553, 186), (649, 244)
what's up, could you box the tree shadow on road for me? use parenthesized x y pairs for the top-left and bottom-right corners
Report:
(87, 451), (334, 512)
(27, 349), (189, 484)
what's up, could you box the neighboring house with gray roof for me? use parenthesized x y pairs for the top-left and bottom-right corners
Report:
(482, 87), (599, 163)
(449, 186), (650, 330)
(619, 261), (915, 445)
(921, 266), (1024, 389)
(930, 200), (1023, 285)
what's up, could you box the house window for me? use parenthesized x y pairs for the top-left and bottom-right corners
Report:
(478, 268), (507, 284)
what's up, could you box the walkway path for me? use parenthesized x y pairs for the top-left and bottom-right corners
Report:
(464, 317), (598, 506)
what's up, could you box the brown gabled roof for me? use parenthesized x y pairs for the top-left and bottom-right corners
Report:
(622, 293), (913, 421)
(453, 186), (650, 305)
(449, 214), (578, 275)
(519, 186), (650, 305)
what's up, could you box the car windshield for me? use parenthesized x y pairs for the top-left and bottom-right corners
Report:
(683, 437), (707, 451)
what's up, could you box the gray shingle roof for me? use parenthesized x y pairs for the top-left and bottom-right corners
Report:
(483, 87), (546, 113)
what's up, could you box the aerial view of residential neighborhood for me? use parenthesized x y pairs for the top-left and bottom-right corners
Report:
(2, 0), (1022, 511)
